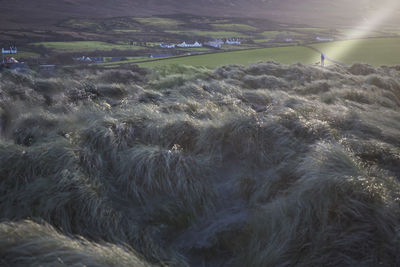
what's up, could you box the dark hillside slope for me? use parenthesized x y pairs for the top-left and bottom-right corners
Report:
(1, 0), (399, 28)
(0, 62), (400, 266)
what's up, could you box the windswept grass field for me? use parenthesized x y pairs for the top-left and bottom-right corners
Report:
(0, 61), (399, 266)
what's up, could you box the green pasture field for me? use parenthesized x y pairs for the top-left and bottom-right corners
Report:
(261, 31), (306, 39)
(260, 31), (282, 38)
(336, 29), (388, 38)
(63, 19), (100, 30)
(114, 29), (141, 33)
(211, 24), (258, 32)
(31, 41), (143, 52)
(166, 30), (250, 38)
(254, 39), (299, 45)
(382, 28), (400, 35)
(13, 51), (40, 59)
(137, 46), (320, 68)
(176, 47), (211, 52)
(289, 27), (331, 33)
(99, 56), (152, 66)
(221, 44), (258, 50)
(254, 39), (270, 43)
(311, 37), (400, 66)
(135, 17), (182, 28)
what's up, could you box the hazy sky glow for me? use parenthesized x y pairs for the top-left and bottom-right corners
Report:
(325, 0), (399, 63)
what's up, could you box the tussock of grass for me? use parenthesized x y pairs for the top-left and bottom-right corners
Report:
(34, 78), (65, 94)
(99, 69), (146, 84)
(0, 220), (150, 267)
(118, 144), (211, 200)
(237, 143), (400, 267)
(242, 74), (288, 90)
(349, 63), (376, 76)
(0, 62), (399, 266)
(96, 84), (127, 98)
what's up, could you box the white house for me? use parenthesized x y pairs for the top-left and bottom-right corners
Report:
(316, 37), (334, 42)
(160, 43), (175, 49)
(205, 39), (224, 48)
(76, 56), (92, 62)
(225, 39), (241, 45)
(2, 57), (18, 63)
(177, 41), (202, 48)
(2, 46), (17, 54)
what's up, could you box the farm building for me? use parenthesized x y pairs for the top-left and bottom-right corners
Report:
(1, 46), (17, 54)
(177, 41), (202, 48)
(316, 36), (334, 42)
(1, 57), (18, 64)
(204, 39), (224, 48)
(160, 43), (175, 49)
(1, 56), (29, 73)
(111, 57), (128, 62)
(226, 39), (241, 45)
(75, 56), (92, 62)
(90, 57), (104, 63)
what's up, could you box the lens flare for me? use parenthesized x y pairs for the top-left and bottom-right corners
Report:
(320, 0), (399, 65)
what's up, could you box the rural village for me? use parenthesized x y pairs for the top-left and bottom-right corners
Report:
(0, 13), (347, 72)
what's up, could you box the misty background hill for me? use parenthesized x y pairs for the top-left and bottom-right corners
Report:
(1, 0), (399, 28)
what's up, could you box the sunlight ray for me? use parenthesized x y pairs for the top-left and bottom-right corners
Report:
(322, 0), (399, 64)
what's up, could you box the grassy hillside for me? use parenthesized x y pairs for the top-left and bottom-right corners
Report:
(0, 62), (399, 266)
(1, 0), (399, 29)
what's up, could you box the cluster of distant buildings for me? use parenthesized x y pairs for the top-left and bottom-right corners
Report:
(205, 39), (241, 48)
(1, 46), (29, 71)
(316, 36), (334, 42)
(2, 46), (17, 55)
(1, 32), (336, 72)
(1, 47), (55, 74)
(1, 46), (19, 64)
(160, 41), (203, 49)
(159, 41), (201, 49)
(160, 38), (241, 49)
(74, 56), (104, 63)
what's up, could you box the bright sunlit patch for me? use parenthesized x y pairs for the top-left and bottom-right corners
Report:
(321, 0), (400, 65)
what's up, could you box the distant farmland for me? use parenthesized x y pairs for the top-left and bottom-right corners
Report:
(138, 46), (320, 68)
(31, 41), (143, 52)
(136, 37), (400, 68)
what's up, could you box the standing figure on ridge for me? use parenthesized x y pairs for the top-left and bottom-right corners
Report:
(321, 53), (325, 67)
